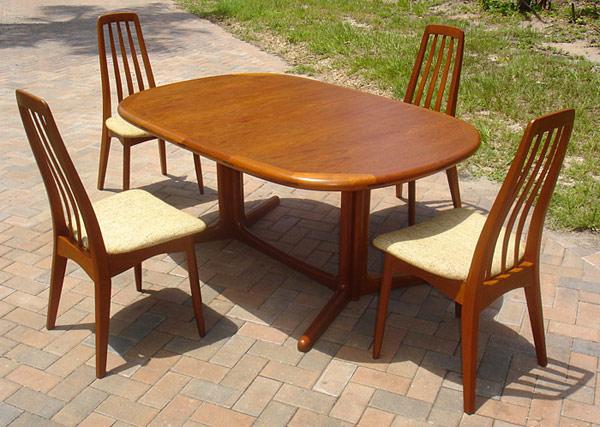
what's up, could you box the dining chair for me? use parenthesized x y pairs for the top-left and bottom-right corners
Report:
(396, 24), (465, 225)
(373, 109), (575, 413)
(17, 89), (207, 378)
(97, 12), (204, 193)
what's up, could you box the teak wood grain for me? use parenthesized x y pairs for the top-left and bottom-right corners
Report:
(119, 73), (479, 191)
(119, 73), (480, 351)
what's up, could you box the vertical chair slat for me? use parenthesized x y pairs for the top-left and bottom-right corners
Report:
(31, 112), (85, 247)
(116, 22), (134, 96)
(434, 37), (455, 112)
(107, 23), (124, 103)
(134, 18), (156, 88)
(125, 21), (145, 92)
(513, 127), (564, 263)
(501, 131), (553, 271)
(424, 35), (447, 110)
(414, 34), (438, 106)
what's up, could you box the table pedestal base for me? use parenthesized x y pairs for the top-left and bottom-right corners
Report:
(200, 164), (420, 352)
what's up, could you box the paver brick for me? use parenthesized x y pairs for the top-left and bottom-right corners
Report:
(261, 359), (321, 388)
(254, 401), (297, 427)
(233, 375), (281, 416)
(149, 395), (201, 427)
(0, 402), (22, 426)
(329, 382), (374, 423)
(6, 387), (64, 419)
(51, 387), (107, 426)
(275, 383), (337, 414)
(139, 372), (190, 409)
(96, 395), (159, 426)
(289, 408), (352, 427)
(191, 402), (255, 427)
(357, 407), (395, 427)
(181, 378), (241, 407)
(314, 359), (357, 397)
(6, 364), (60, 393)
(370, 389), (431, 420)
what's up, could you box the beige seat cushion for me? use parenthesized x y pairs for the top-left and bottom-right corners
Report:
(105, 113), (151, 139)
(373, 208), (525, 281)
(84, 190), (206, 254)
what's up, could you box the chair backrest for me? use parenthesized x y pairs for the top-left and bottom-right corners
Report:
(469, 109), (575, 284)
(16, 89), (106, 257)
(404, 24), (464, 116)
(97, 12), (155, 122)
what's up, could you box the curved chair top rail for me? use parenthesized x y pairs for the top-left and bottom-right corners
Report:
(16, 89), (106, 257)
(469, 108), (575, 286)
(97, 12), (155, 121)
(404, 24), (465, 117)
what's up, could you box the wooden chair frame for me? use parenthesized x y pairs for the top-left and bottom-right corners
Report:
(17, 89), (206, 378)
(396, 24), (465, 225)
(97, 12), (204, 193)
(375, 109), (575, 413)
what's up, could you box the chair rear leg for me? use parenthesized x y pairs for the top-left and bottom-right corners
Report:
(186, 241), (206, 337)
(461, 303), (480, 414)
(408, 180), (416, 225)
(134, 264), (142, 292)
(46, 249), (67, 329)
(123, 143), (131, 191)
(158, 139), (167, 175)
(97, 128), (111, 190)
(525, 268), (547, 366)
(454, 302), (462, 318)
(395, 183), (403, 199)
(373, 255), (394, 359)
(94, 276), (112, 378)
(193, 154), (204, 194)
(446, 166), (462, 209)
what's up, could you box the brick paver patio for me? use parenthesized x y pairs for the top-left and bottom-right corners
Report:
(1, 1), (599, 426)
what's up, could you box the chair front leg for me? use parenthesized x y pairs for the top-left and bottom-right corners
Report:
(461, 301), (480, 414)
(408, 180), (416, 225)
(97, 127), (111, 190)
(186, 240), (205, 337)
(123, 143), (131, 191)
(158, 139), (167, 175)
(94, 275), (112, 378)
(193, 154), (204, 194)
(446, 166), (462, 209)
(134, 263), (142, 292)
(395, 183), (403, 199)
(373, 254), (395, 359)
(46, 247), (67, 329)
(524, 266), (547, 366)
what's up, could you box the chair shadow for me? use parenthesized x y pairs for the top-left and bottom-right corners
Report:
(101, 175), (220, 209)
(157, 191), (590, 410)
(0, 3), (209, 57)
(53, 288), (238, 376)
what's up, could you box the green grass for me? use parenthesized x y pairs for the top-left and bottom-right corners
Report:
(178, 0), (600, 231)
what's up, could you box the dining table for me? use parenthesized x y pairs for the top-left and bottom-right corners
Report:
(119, 73), (480, 352)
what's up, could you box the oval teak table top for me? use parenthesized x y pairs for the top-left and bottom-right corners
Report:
(119, 73), (480, 191)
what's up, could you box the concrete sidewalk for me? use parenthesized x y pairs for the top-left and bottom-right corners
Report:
(0, 1), (599, 426)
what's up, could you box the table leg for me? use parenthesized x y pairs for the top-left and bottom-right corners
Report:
(196, 164), (280, 242)
(200, 165), (418, 352)
(297, 190), (370, 351)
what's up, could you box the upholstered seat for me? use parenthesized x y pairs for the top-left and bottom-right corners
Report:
(373, 208), (524, 281)
(105, 114), (150, 139)
(18, 89), (207, 380)
(83, 190), (206, 254)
